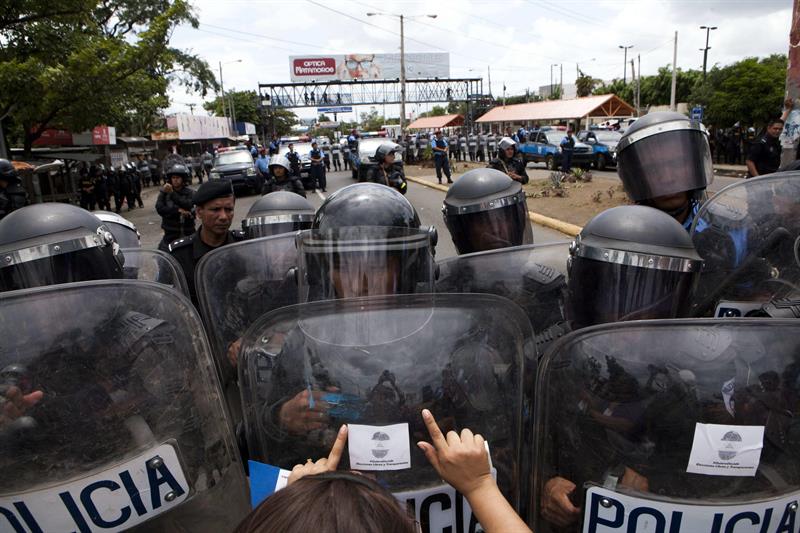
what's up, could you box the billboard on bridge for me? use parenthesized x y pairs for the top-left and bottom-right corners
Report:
(290, 53), (449, 82)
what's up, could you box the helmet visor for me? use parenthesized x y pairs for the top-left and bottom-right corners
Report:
(0, 247), (123, 292)
(298, 227), (435, 301)
(243, 215), (313, 239)
(444, 202), (532, 255)
(566, 256), (697, 329)
(617, 129), (712, 203)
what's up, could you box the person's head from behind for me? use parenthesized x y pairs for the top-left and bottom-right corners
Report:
(234, 473), (415, 533)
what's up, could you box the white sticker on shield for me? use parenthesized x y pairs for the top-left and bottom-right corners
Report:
(348, 422), (411, 471)
(686, 423), (765, 477)
(0, 443), (189, 532)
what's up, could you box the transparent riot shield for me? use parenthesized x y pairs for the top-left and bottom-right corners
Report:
(239, 293), (533, 531)
(120, 248), (189, 296)
(532, 319), (800, 533)
(196, 233), (299, 419)
(690, 172), (800, 317)
(436, 242), (569, 334)
(0, 280), (249, 532)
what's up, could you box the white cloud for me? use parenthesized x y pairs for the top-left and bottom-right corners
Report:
(165, 0), (794, 118)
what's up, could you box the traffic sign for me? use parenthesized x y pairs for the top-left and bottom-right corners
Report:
(691, 106), (704, 121)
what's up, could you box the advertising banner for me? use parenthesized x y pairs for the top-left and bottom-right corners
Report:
(170, 113), (232, 140)
(290, 53), (449, 82)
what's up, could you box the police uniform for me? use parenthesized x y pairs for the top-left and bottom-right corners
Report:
(169, 180), (244, 306)
(331, 141), (341, 171)
(746, 133), (782, 177)
(285, 150), (301, 177)
(309, 145), (326, 191)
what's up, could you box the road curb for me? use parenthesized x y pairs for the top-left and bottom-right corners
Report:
(406, 175), (583, 237)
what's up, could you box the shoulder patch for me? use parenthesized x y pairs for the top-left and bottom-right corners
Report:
(168, 237), (192, 252)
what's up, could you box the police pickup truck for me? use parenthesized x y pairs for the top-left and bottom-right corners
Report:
(516, 129), (595, 170)
(577, 129), (622, 170)
(209, 146), (261, 194)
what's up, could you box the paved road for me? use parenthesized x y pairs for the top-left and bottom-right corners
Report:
(130, 169), (571, 259)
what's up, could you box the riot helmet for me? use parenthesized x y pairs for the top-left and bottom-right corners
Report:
(616, 112), (713, 209)
(0, 203), (124, 292)
(0, 159), (18, 183)
(300, 183), (436, 300)
(566, 205), (703, 329)
(269, 155), (291, 176)
(166, 163), (190, 184)
(442, 168), (532, 255)
(498, 136), (517, 157)
(93, 210), (141, 248)
(242, 191), (314, 239)
(374, 142), (402, 164)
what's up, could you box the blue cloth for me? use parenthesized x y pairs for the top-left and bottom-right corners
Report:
(255, 156), (270, 175)
(433, 137), (448, 157)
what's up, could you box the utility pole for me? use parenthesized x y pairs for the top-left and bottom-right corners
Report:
(187, 103), (196, 115)
(670, 31), (678, 111)
(700, 25), (718, 80)
(218, 61), (228, 119)
(637, 54), (641, 116)
(560, 63), (563, 99)
(488, 65), (492, 96)
(619, 45), (634, 83)
(399, 14), (406, 134)
(630, 59), (637, 112)
(782, 0), (800, 166)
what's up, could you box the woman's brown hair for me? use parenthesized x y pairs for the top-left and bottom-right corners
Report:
(234, 472), (417, 533)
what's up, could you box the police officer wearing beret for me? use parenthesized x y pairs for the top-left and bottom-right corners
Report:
(169, 180), (244, 306)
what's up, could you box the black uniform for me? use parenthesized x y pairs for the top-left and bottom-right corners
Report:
(0, 181), (28, 220)
(488, 155), (529, 184)
(309, 147), (326, 191)
(263, 172), (306, 197)
(285, 151), (301, 177)
(365, 162), (407, 195)
(78, 172), (96, 211)
(168, 229), (245, 307)
(155, 186), (196, 251)
(747, 134), (782, 177)
(93, 170), (110, 211)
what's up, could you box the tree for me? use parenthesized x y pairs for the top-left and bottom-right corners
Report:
(419, 105), (448, 118)
(689, 55), (787, 128)
(203, 89), (259, 124)
(593, 79), (634, 104)
(359, 107), (384, 131)
(575, 72), (599, 97)
(1, 0), (217, 153)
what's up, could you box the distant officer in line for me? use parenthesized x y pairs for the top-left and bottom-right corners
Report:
(468, 132), (478, 161)
(78, 166), (95, 210)
(0, 159), (29, 221)
(342, 139), (351, 171)
(432, 130), (453, 185)
(155, 164), (195, 252)
(169, 180), (244, 306)
(448, 132), (457, 161)
(331, 139), (342, 171)
(321, 138), (332, 172)
(458, 130), (467, 162)
(285, 143), (302, 178)
(746, 118), (784, 178)
(310, 141), (326, 192)
(477, 131), (487, 162)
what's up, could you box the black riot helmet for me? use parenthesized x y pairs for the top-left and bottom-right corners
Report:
(242, 191), (315, 239)
(166, 163), (191, 183)
(0, 203), (124, 292)
(616, 111), (713, 206)
(300, 183), (437, 301)
(93, 210), (141, 249)
(0, 159), (17, 182)
(566, 205), (703, 330)
(374, 142), (402, 164)
(442, 168), (532, 255)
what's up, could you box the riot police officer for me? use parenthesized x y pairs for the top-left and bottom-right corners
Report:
(309, 141), (326, 192)
(155, 164), (195, 252)
(263, 155), (306, 197)
(347, 129), (360, 179)
(448, 131), (457, 161)
(443, 168), (532, 255)
(93, 164), (111, 211)
(488, 132), (498, 160)
(169, 180), (244, 306)
(365, 142), (408, 195)
(78, 166), (96, 210)
(331, 139), (342, 171)
(468, 132), (478, 162)
(0, 203), (250, 531)
(241, 191), (314, 239)
(488, 137), (529, 184)
(285, 143), (302, 178)
(0, 158), (29, 220)
(477, 131), (487, 162)
(616, 111), (713, 230)
(321, 138), (332, 172)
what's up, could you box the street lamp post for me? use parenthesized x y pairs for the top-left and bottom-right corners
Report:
(550, 63), (559, 98)
(699, 25), (718, 80)
(619, 45), (634, 83)
(218, 59), (242, 134)
(367, 12), (437, 135)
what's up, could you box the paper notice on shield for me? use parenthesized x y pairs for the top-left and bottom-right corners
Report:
(686, 423), (764, 477)
(348, 423), (411, 471)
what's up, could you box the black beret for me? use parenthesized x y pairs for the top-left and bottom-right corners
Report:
(194, 180), (234, 206)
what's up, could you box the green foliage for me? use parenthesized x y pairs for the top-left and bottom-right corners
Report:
(689, 55), (787, 127)
(593, 79), (634, 104)
(576, 73), (598, 97)
(419, 105), (448, 118)
(1, 0), (218, 152)
(203, 89), (259, 124)
(359, 107), (384, 131)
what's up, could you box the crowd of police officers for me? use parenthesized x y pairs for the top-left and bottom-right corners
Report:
(1, 110), (800, 532)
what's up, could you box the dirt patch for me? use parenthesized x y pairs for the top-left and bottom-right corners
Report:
(524, 175), (630, 227)
(406, 162), (487, 177)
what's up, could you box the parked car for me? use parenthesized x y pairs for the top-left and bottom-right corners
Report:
(209, 146), (261, 194)
(577, 129), (622, 170)
(278, 142), (314, 187)
(517, 129), (595, 170)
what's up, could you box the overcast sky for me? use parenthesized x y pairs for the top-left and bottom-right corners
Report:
(166, 0), (794, 120)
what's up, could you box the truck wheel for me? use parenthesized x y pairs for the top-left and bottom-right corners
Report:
(596, 154), (606, 171)
(545, 155), (555, 170)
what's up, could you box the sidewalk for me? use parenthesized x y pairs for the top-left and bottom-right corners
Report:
(713, 164), (747, 178)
